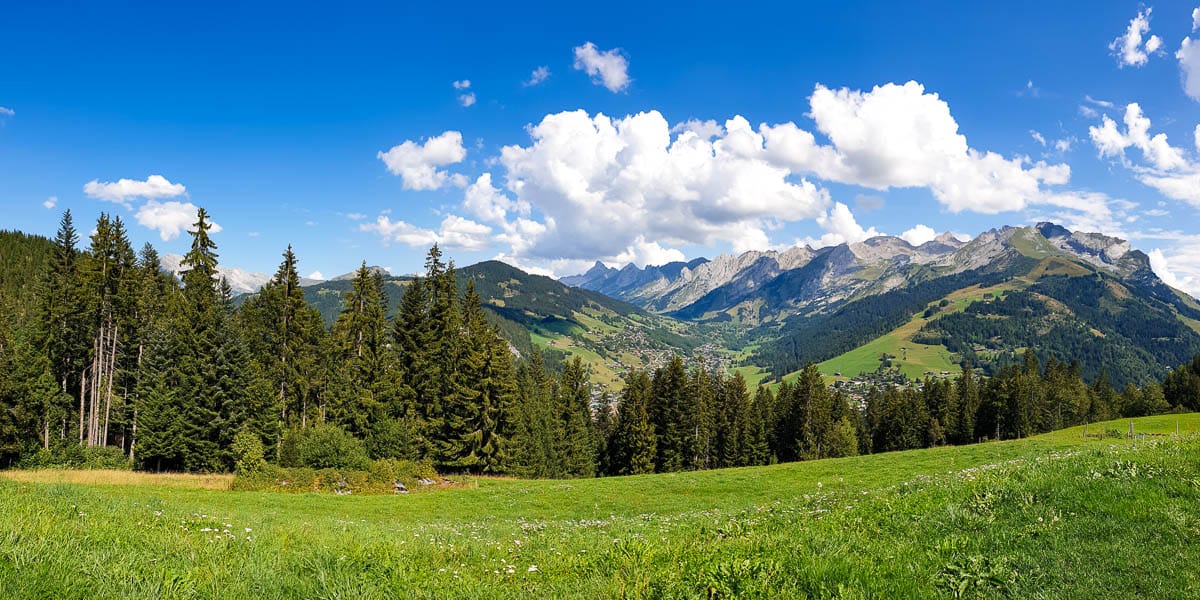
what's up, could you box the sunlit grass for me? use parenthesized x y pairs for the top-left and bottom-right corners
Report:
(1, 414), (1198, 598)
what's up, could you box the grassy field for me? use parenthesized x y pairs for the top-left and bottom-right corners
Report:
(3, 414), (1200, 598)
(814, 281), (1022, 381)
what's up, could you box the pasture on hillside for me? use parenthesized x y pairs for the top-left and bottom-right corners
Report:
(1, 414), (1199, 598)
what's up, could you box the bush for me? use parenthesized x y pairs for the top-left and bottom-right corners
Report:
(231, 458), (439, 494)
(18, 444), (130, 470)
(231, 430), (267, 475)
(280, 424), (370, 471)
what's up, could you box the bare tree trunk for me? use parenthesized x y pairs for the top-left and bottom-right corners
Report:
(102, 321), (118, 446)
(129, 406), (137, 463)
(78, 368), (87, 445)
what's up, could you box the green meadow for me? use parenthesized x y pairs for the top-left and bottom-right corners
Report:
(2, 414), (1199, 598)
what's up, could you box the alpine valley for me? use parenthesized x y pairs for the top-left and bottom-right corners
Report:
(285, 221), (1200, 391)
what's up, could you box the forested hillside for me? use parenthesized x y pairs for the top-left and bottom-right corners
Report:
(2, 209), (1200, 478)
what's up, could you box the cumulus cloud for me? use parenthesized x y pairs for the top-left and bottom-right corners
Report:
(761, 81), (1069, 214)
(306, 271), (325, 281)
(83, 174), (187, 206)
(43, 196), (57, 210)
(1111, 8), (1163, 67)
(1194, 7), (1200, 32)
(805, 202), (881, 248)
(1149, 248), (1200, 298)
(360, 214), (491, 251)
(1030, 130), (1047, 146)
(452, 80), (471, 90)
(374, 80), (1121, 274)
(464, 173), (524, 224)
(899, 224), (938, 246)
(498, 109), (830, 262)
(136, 200), (220, 241)
(572, 42), (631, 92)
(1089, 102), (1200, 206)
(1178, 36), (1200, 101)
(377, 131), (468, 190)
(458, 92), (477, 107)
(524, 66), (550, 87)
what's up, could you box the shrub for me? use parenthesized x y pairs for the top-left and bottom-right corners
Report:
(18, 444), (130, 470)
(280, 424), (370, 471)
(231, 430), (267, 475)
(231, 458), (439, 494)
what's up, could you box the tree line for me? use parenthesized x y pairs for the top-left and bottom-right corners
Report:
(0, 209), (1198, 475)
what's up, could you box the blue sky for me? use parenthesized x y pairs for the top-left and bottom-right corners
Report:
(2, 1), (1200, 295)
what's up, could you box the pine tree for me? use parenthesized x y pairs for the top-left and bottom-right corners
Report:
(508, 348), (557, 477)
(36, 210), (88, 447)
(556, 356), (595, 478)
(650, 356), (688, 472)
(329, 262), (393, 438)
(746, 385), (776, 465)
(610, 370), (656, 475)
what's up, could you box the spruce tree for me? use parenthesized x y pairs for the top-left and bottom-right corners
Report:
(610, 370), (657, 475)
(556, 356), (595, 478)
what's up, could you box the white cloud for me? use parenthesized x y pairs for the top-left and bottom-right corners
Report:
(438, 215), (492, 251)
(1194, 7), (1200, 32)
(458, 92), (476, 107)
(1054, 138), (1074, 153)
(1177, 36), (1200, 101)
(345, 212), (366, 220)
(1085, 95), (1115, 108)
(464, 173), (523, 224)
(805, 202), (881, 248)
(452, 80), (471, 90)
(377, 131), (467, 190)
(572, 42), (631, 92)
(524, 66), (550, 87)
(135, 200), (221, 241)
(248, 231), (260, 237)
(609, 236), (686, 267)
(498, 109), (830, 263)
(0, 106), (13, 117)
(306, 271), (325, 281)
(379, 80), (1133, 274)
(1089, 103), (1200, 206)
(1089, 103), (1188, 170)
(1149, 248), (1200, 298)
(83, 174), (187, 206)
(360, 214), (491, 251)
(899, 224), (938, 246)
(671, 119), (724, 139)
(1030, 130), (1047, 146)
(42, 196), (57, 210)
(762, 81), (1069, 214)
(1110, 8), (1163, 67)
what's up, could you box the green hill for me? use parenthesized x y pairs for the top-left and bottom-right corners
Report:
(291, 260), (707, 388)
(3, 413), (1199, 597)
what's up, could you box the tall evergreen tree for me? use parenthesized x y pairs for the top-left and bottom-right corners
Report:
(556, 357), (595, 478)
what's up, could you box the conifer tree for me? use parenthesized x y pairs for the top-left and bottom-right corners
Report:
(557, 356), (595, 478)
(746, 385), (776, 465)
(36, 210), (88, 446)
(610, 370), (657, 475)
(650, 356), (688, 472)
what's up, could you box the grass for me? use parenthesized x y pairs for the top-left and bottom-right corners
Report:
(0, 469), (233, 491)
(3, 414), (1200, 598)
(730, 365), (770, 390)
(813, 281), (1023, 381)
